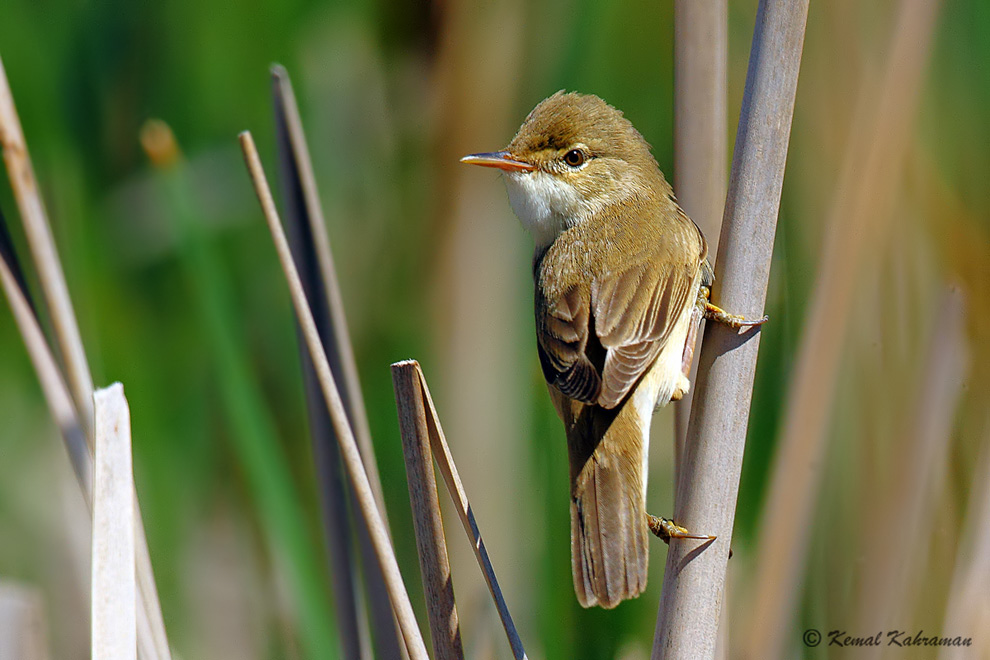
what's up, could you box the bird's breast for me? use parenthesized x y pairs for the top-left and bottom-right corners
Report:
(504, 170), (587, 248)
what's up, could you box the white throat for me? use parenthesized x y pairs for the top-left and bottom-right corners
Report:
(503, 170), (587, 247)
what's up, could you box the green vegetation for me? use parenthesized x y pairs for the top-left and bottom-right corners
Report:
(0, 1), (987, 658)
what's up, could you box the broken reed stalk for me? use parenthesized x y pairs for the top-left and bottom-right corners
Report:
(741, 1), (941, 657)
(239, 130), (429, 660)
(92, 384), (137, 660)
(0, 54), (94, 438)
(5, 216), (159, 660)
(672, 0), (728, 469)
(392, 360), (528, 660)
(653, 1), (809, 658)
(0, 582), (49, 660)
(0, 72), (171, 660)
(392, 364), (464, 660)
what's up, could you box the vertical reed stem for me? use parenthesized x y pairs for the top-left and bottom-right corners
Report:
(672, 0), (729, 476)
(653, 1), (809, 657)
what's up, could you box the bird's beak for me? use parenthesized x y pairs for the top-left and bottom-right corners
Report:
(460, 151), (536, 172)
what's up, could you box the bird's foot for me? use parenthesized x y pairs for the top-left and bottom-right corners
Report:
(698, 286), (768, 329)
(647, 514), (715, 544)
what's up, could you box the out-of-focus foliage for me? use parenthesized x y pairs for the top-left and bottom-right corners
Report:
(0, 0), (987, 658)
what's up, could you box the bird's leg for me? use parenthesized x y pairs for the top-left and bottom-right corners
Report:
(670, 294), (707, 402)
(680, 301), (704, 376)
(647, 514), (715, 544)
(699, 286), (769, 329)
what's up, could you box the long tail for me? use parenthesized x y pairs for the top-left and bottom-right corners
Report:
(555, 392), (649, 609)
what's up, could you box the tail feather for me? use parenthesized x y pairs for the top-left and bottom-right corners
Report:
(556, 391), (649, 609)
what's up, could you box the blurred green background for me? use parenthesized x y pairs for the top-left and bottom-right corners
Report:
(1, 0), (988, 658)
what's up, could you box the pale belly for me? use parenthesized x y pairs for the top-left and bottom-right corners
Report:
(628, 291), (697, 499)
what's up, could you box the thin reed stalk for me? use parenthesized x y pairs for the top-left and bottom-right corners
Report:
(239, 131), (429, 660)
(0, 210), (90, 494)
(740, 1), (941, 656)
(392, 364), (464, 660)
(653, 1), (809, 658)
(91, 384), (136, 660)
(392, 360), (528, 660)
(270, 65), (389, 518)
(4, 214), (174, 660)
(0, 54), (94, 437)
(142, 119), (338, 660)
(671, 0), (729, 475)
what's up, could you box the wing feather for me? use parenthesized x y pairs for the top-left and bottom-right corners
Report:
(536, 207), (706, 409)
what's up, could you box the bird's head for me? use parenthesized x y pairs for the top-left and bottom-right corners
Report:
(461, 91), (661, 246)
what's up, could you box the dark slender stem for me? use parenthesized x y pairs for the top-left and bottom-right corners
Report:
(271, 65), (371, 660)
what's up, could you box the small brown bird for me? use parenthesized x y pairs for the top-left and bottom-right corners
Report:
(461, 92), (762, 609)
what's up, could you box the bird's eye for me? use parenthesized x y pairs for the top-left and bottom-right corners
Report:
(563, 149), (586, 167)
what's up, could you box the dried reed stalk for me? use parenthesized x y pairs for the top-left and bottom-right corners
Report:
(141, 117), (338, 659)
(0, 83), (170, 659)
(92, 384), (137, 660)
(740, 1), (941, 656)
(0, 212), (91, 494)
(392, 360), (528, 660)
(240, 131), (429, 660)
(653, 1), (809, 658)
(392, 364), (464, 660)
(0, 54), (94, 437)
(672, 0), (728, 467)
(0, 582), (49, 660)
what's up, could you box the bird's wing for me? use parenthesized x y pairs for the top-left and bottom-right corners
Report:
(536, 218), (704, 409)
(591, 237), (699, 409)
(536, 281), (603, 404)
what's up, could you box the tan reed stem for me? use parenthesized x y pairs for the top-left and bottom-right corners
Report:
(653, 0), (810, 657)
(672, 0), (729, 469)
(392, 364), (464, 660)
(392, 360), (529, 660)
(0, 62), (171, 660)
